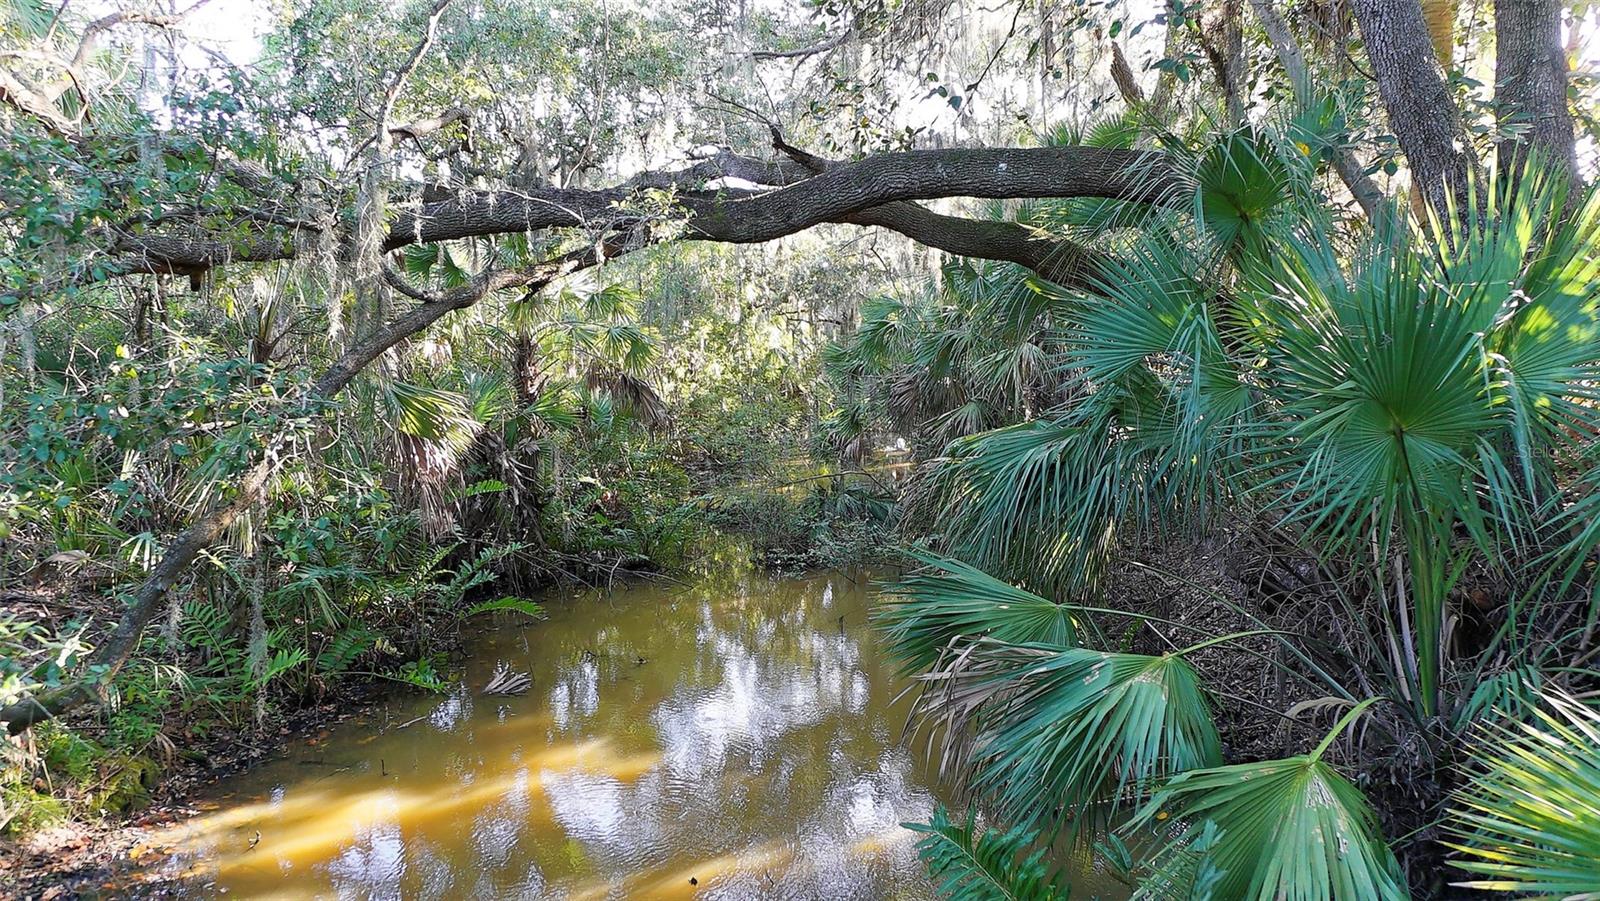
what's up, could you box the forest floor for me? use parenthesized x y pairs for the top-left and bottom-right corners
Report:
(2, 684), (388, 900)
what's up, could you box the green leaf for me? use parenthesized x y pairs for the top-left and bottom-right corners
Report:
(913, 641), (1221, 835)
(906, 805), (1068, 901)
(1127, 718), (1405, 901)
(464, 596), (545, 620)
(875, 550), (1076, 674)
(1447, 690), (1600, 898)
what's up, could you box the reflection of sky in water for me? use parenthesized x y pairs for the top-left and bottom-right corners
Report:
(652, 637), (827, 777)
(324, 811), (405, 899)
(429, 687), (472, 731)
(153, 571), (946, 900)
(549, 655), (601, 731)
(542, 769), (628, 846)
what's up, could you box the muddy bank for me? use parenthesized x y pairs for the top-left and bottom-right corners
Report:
(4, 684), (391, 900)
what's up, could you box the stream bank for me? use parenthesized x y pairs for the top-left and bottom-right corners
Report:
(25, 562), (955, 899)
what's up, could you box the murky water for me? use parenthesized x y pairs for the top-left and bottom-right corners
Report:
(144, 559), (953, 899)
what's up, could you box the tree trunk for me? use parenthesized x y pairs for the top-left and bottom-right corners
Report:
(1350, 0), (1477, 216)
(1494, 0), (1579, 185)
(1246, 0), (1386, 221)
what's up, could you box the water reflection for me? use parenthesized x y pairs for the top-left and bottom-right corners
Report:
(145, 564), (945, 899)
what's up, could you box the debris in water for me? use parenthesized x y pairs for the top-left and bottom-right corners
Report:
(483, 662), (532, 695)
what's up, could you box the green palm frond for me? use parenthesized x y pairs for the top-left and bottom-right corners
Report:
(583, 389), (616, 433)
(854, 294), (922, 367)
(1254, 227), (1496, 546)
(1193, 130), (1294, 254)
(934, 399), (992, 442)
(907, 805), (1068, 901)
(1128, 702), (1406, 901)
(1454, 665), (1545, 731)
(382, 380), (481, 454)
(463, 370), (513, 423)
(876, 551), (1076, 674)
(525, 384), (582, 433)
(914, 640), (1221, 835)
(2, 0), (55, 37)
(1448, 691), (1600, 898)
(822, 397), (871, 458)
(1256, 164), (1600, 552)
(1546, 458), (1600, 597)
(1476, 173), (1600, 491)
(1078, 235), (1217, 386)
(582, 283), (641, 321)
(599, 323), (656, 375)
(917, 412), (1140, 594)
(400, 241), (477, 288)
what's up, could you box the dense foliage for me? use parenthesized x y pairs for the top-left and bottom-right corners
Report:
(4, 0), (1600, 898)
(857, 139), (1600, 898)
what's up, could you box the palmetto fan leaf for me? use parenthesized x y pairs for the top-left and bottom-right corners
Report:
(1128, 729), (1406, 900)
(876, 551), (1075, 674)
(944, 260), (1068, 342)
(1076, 234), (1250, 482)
(1194, 130), (1294, 254)
(919, 409), (1153, 595)
(1077, 235), (1217, 386)
(854, 294), (922, 369)
(913, 640), (1221, 836)
(524, 384), (582, 433)
(1263, 165), (1600, 537)
(581, 283), (641, 322)
(934, 399), (992, 442)
(1254, 227), (1499, 544)
(382, 380), (481, 454)
(1448, 691), (1600, 898)
(906, 805), (1068, 901)
(1475, 173), (1600, 491)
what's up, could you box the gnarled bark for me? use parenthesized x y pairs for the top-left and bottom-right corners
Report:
(79, 145), (1173, 290)
(1350, 0), (1477, 215)
(1494, 0), (1579, 185)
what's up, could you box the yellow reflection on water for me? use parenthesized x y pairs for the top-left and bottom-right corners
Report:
(146, 565), (954, 899)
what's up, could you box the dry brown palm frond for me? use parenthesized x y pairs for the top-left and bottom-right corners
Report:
(585, 366), (669, 431)
(393, 432), (465, 538)
(483, 662), (532, 695)
(841, 434), (867, 465)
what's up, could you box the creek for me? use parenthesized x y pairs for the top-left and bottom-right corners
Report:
(142, 556), (956, 899)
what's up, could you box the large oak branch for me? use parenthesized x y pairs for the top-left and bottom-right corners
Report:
(101, 145), (1171, 290)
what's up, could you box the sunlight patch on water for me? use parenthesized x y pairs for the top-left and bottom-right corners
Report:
(145, 566), (947, 899)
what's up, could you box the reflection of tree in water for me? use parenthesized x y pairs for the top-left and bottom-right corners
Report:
(156, 569), (945, 899)
(508, 569), (943, 894)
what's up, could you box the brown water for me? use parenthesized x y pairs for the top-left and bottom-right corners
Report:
(141, 559), (954, 899)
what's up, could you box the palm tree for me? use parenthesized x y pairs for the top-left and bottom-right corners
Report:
(868, 127), (1600, 898)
